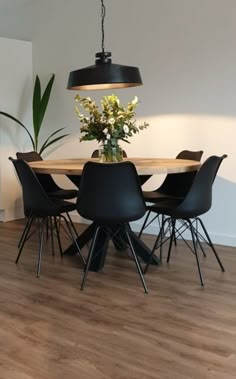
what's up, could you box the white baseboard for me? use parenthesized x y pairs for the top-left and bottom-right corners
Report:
(0, 207), (24, 222)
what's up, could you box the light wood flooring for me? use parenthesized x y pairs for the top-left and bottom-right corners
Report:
(0, 220), (236, 379)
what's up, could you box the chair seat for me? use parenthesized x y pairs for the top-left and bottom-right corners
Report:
(25, 199), (77, 217)
(48, 189), (78, 200)
(54, 199), (77, 214)
(143, 190), (183, 203)
(148, 199), (185, 218)
(16, 151), (78, 200)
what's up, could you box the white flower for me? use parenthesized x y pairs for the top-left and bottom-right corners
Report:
(106, 133), (111, 140)
(109, 118), (115, 125)
(123, 124), (129, 134)
(104, 140), (108, 145)
(103, 128), (108, 134)
(132, 96), (138, 105)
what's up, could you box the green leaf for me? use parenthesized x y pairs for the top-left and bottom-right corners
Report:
(39, 134), (69, 155)
(33, 74), (55, 149)
(39, 127), (67, 154)
(38, 74), (55, 128)
(32, 75), (41, 143)
(0, 111), (36, 150)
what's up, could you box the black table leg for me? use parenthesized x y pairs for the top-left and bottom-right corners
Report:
(64, 223), (96, 255)
(64, 222), (160, 270)
(112, 225), (160, 265)
(64, 222), (111, 271)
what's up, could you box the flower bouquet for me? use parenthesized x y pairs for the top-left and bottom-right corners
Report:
(75, 94), (148, 162)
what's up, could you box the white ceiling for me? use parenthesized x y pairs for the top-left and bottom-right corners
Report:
(0, 0), (33, 41)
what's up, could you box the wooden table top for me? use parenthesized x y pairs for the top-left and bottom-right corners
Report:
(29, 158), (200, 176)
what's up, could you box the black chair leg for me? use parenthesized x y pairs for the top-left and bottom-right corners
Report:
(62, 215), (86, 266)
(159, 214), (165, 262)
(188, 220), (204, 286)
(144, 217), (169, 274)
(172, 218), (177, 246)
(37, 218), (45, 278)
(138, 210), (151, 238)
(15, 215), (35, 264)
(125, 228), (148, 293)
(167, 219), (176, 263)
(49, 217), (55, 256)
(194, 227), (207, 258)
(46, 217), (49, 240)
(18, 216), (30, 249)
(66, 213), (80, 240)
(54, 216), (63, 258)
(197, 218), (225, 272)
(81, 226), (101, 291)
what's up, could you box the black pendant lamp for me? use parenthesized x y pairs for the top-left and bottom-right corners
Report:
(67, 0), (142, 91)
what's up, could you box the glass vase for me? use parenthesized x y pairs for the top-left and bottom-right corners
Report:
(101, 140), (123, 162)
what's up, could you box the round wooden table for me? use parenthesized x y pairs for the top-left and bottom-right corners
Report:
(29, 157), (200, 176)
(29, 157), (200, 271)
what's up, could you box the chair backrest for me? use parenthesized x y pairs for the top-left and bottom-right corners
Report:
(16, 151), (60, 193)
(77, 161), (146, 225)
(16, 151), (43, 162)
(9, 158), (57, 216)
(176, 154), (227, 217)
(158, 150), (204, 197)
(91, 149), (127, 158)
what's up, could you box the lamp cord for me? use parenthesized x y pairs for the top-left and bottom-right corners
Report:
(101, 0), (106, 53)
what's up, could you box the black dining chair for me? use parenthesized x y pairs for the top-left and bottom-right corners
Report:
(139, 150), (203, 244)
(144, 155), (227, 286)
(77, 161), (148, 293)
(142, 150), (203, 203)
(16, 151), (78, 200)
(9, 158), (85, 277)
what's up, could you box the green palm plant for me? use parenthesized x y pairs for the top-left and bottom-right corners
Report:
(0, 74), (69, 155)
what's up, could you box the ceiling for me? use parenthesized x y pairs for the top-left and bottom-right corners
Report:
(0, 0), (33, 41)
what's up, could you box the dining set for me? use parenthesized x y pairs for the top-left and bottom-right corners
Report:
(9, 150), (227, 293)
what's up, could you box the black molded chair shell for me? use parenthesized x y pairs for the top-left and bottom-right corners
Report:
(11, 159), (76, 217)
(145, 154), (227, 286)
(77, 161), (146, 225)
(148, 155), (227, 219)
(77, 161), (148, 293)
(16, 151), (78, 200)
(9, 158), (84, 278)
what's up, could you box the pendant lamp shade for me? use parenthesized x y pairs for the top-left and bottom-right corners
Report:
(67, 1), (142, 91)
(67, 57), (142, 90)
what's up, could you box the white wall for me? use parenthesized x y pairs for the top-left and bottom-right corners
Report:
(0, 0), (32, 41)
(0, 37), (32, 221)
(29, 0), (236, 246)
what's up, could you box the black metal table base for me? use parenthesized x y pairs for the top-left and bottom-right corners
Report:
(64, 222), (160, 271)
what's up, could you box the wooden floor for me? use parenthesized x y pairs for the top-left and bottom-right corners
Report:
(0, 220), (236, 379)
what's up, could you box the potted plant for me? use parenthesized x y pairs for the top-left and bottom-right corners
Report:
(0, 74), (69, 155)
